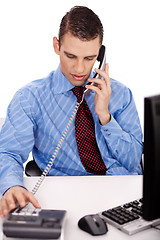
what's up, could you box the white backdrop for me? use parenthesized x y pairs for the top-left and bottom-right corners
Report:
(0, 0), (160, 129)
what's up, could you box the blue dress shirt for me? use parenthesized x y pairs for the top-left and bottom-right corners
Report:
(0, 65), (143, 195)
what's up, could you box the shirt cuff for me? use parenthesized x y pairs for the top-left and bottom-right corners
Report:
(0, 177), (25, 196)
(101, 114), (123, 137)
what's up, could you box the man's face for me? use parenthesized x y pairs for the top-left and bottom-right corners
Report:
(53, 32), (101, 86)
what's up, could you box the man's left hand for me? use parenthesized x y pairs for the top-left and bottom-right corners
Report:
(85, 63), (111, 125)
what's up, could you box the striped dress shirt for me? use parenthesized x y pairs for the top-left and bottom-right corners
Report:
(0, 65), (143, 195)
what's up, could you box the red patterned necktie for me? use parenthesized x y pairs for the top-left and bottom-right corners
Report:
(72, 86), (107, 175)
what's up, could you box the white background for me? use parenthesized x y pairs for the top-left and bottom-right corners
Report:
(0, 0), (160, 129)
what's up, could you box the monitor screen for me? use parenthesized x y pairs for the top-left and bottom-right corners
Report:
(143, 94), (160, 221)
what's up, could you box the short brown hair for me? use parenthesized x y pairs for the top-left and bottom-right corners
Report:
(58, 6), (103, 47)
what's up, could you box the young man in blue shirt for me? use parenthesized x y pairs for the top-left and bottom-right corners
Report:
(0, 6), (143, 218)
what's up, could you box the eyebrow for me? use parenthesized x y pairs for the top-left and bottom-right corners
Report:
(64, 51), (97, 58)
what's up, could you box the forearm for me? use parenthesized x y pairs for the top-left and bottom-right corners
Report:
(101, 115), (143, 173)
(0, 153), (25, 195)
(0, 90), (37, 194)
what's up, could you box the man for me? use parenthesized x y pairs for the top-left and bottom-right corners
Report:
(0, 6), (143, 218)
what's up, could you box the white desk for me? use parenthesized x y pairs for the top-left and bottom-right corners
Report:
(0, 175), (160, 239)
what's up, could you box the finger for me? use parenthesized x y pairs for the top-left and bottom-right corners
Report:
(105, 63), (110, 87)
(88, 78), (105, 85)
(85, 83), (101, 94)
(15, 191), (27, 208)
(105, 63), (109, 75)
(94, 65), (110, 86)
(5, 193), (17, 211)
(0, 191), (17, 217)
(87, 78), (106, 91)
(0, 198), (9, 218)
(15, 189), (41, 209)
(26, 192), (41, 209)
(94, 68), (106, 79)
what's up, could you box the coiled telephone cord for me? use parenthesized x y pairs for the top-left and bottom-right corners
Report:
(31, 95), (84, 195)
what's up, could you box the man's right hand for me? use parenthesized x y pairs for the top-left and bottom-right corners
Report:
(0, 186), (41, 218)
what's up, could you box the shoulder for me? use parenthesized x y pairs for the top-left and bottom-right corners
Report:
(110, 78), (128, 91)
(8, 71), (55, 115)
(21, 71), (54, 95)
(12, 71), (55, 104)
(110, 78), (133, 97)
(109, 78), (135, 113)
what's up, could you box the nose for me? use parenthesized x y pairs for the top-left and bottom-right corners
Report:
(74, 59), (85, 74)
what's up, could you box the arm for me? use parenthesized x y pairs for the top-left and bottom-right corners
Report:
(100, 90), (143, 173)
(0, 90), (41, 217)
(85, 64), (143, 173)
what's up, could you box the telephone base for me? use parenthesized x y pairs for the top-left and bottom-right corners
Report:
(2, 208), (66, 240)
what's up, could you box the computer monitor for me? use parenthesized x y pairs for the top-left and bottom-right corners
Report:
(143, 94), (160, 221)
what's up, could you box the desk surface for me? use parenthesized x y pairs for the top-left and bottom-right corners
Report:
(1, 175), (160, 239)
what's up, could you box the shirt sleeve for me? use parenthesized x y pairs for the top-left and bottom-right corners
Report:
(101, 87), (143, 174)
(0, 90), (36, 195)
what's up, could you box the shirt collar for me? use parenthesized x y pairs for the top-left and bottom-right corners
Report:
(53, 65), (95, 94)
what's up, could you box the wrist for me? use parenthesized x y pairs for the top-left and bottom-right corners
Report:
(99, 112), (111, 125)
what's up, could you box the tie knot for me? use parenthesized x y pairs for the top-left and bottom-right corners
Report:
(72, 87), (83, 102)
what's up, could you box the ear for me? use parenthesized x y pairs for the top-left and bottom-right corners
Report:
(53, 37), (60, 55)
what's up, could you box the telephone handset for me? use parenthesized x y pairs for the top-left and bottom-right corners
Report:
(83, 45), (106, 95)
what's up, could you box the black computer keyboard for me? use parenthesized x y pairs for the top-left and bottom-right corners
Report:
(99, 198), (160, 235)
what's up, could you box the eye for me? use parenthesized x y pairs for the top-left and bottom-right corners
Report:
(65, 53), (76, 59)
(85, 57), (96, 61)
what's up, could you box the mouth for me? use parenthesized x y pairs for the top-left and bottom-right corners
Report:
(71, 74), (86, 81)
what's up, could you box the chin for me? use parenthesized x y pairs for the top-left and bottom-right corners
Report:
(73, 78), (88, 87)
(69, 79), (86, 87)
(74, 82), (85, 87)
